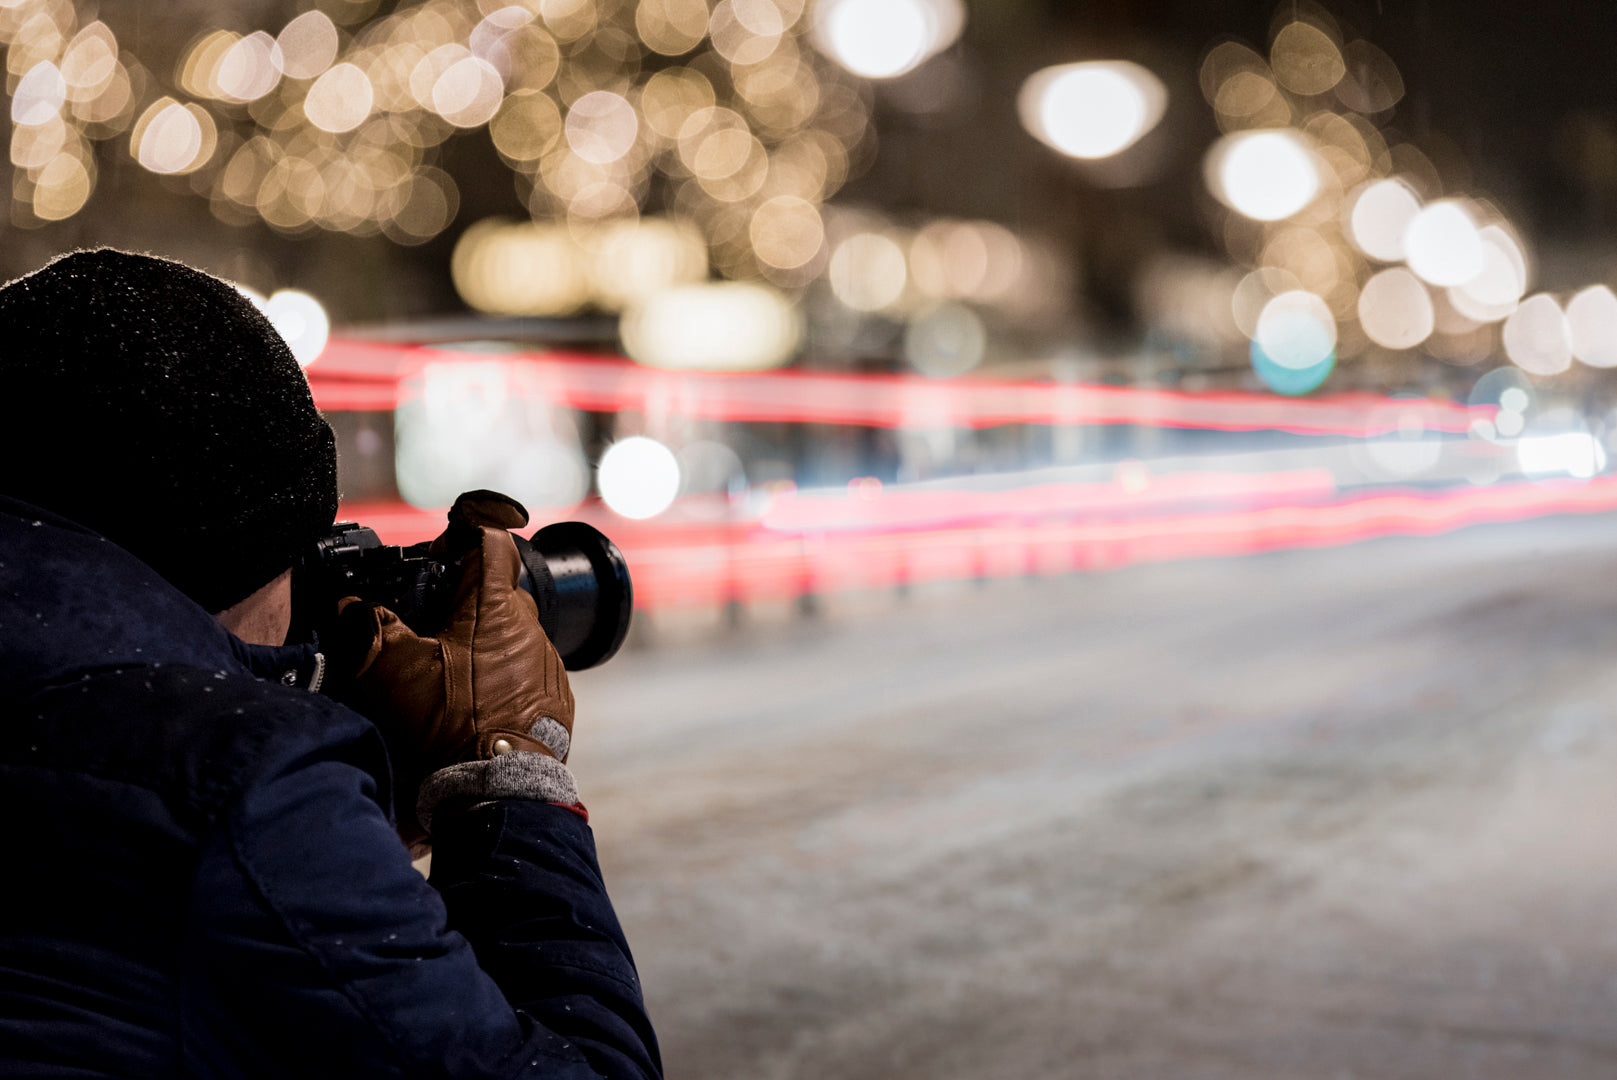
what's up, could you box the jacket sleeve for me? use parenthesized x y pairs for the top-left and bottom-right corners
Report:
(184, 728), (661, 1079)
(429, 800), (662, 1080)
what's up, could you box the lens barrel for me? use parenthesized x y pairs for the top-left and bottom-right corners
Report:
(513, 522), (633, 670)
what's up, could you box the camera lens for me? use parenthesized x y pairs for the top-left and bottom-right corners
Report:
(512, 522), (633, 670)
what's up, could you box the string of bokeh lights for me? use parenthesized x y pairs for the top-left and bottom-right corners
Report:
(0, 0), (936, 274)
(10, 0), (1617, 413)
(1160, 8), (1617, 399)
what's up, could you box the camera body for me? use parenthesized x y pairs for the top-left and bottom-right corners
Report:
(291, 519), (632, 671)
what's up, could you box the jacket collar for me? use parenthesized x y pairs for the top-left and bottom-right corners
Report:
(0, 496), (325, 697)
(230, 638), (327, 693)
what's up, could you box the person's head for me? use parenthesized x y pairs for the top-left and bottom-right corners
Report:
(0, 249), (338, 640)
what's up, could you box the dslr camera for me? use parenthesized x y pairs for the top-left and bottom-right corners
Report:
(290, 500), (632, 671)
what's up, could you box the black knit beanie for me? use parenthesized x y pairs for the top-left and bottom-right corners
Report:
(0, 249), (339, 613)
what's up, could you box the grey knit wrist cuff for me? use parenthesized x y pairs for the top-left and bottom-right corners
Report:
(417, 752), (580, 835)
(530, 716), (570, 762)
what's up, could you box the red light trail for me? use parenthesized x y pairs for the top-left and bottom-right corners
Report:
(307, 338), (1487, 436)
(341, 474), (1617, 612)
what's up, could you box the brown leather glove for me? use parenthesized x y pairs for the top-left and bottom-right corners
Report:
(335, 491), (574, 843)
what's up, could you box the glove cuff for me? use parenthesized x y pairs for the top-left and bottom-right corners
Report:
(417, 752), (580, 835)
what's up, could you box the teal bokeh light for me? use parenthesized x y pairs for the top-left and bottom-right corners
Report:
(1250, 340), (1335, 395)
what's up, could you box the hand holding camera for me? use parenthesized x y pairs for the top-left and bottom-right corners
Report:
(314, 490), (618, 842)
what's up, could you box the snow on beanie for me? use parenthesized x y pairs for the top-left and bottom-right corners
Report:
(0, 248), (339, 614)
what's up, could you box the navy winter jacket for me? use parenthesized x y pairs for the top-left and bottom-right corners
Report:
(0, 497), (662, 1078)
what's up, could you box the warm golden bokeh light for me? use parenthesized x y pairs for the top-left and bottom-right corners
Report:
(305, 62), (375, 133)
(132, 99), (214, 175)
(490, 89), (562, 162)
(1270, 22), (1344, 97)
(275, 11), (340, 81)
(621, 281), (803, 370)
(216, 32), (281, 103)
(433, 56), (504, 127)
(565, 89), (638, 163)
(636, 0), (712, 56)
(59, 23), (117, 99)
(749, 194), (824, 270)
(1358, 267), (1434, 350)
(0, 0), (867, 271)
(31, 150), (91, 220)
(829, 231), (908, 311)
(1334, 39), (1404, 114)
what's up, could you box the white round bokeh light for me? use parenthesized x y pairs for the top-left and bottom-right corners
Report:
(1347, 178), (1421, 262)
(1018, 61), (1167, 160)
(261, 289), (331, 368)
(1403, 200), (1484, 287)
(597, 436), (681, 520)
(1205, 130), (1321, 222)
(1255, 289), (1336, 369)
(813, 0), (965, 80)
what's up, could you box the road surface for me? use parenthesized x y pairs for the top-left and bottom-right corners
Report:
(567, 513), (1617, 1079)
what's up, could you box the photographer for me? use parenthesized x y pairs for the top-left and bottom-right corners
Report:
(0, 249), (662, 1078)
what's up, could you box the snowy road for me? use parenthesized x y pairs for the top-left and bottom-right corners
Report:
(568, 513), (1617, 1079)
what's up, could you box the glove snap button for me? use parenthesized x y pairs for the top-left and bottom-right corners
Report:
(492, 738), (515, 755)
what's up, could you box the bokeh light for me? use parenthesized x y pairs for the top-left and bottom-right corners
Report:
(215, 32), (281, 103)
(750, 195), (825, 271)
(1255, 289), (1336, 369)
(1469, 367), (1535, 441)
(909, 219), (1026, 304)
(1565, 285), (1617, 368)
(1502, 293), (1573, 376)
(260, 289), (331, 368)
(1270, 21), (1345, 97)
(598, 436), (681, 519)
(637, 0), (712, 56)
(0, 0), (869, 246)
(1250, 288), (1335, 395)
(433, 57), (504, 128)
(812, 0), (965, 79)
(275, 11), (340, 80)
(132, 99), (214, 175)
(1347, 178), (1420, 262)
(451, 217), (592, 315)
(305, 63), (374, 133)
(1449, 225), (1527, 322)
(904, 301), (987, 377)
(1018, 61), (1167, 160)
(1334, 39), (1404, 114)
(1358, 267), (1434, 350)
(621, 281), (803, 370)
(1206, 129), (1320, 221)
(13, 62), (66, 126)
(1517, 409), (1607, 480)
(31, 152), (91, 220)
(589, 217), (710, 310)
(60, 24), (118, 102)
(396, 361), (589, 512)
(564, 90), (638, 163)
(1404, 200), (1484, 287)
(829, 232), (908, 311)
